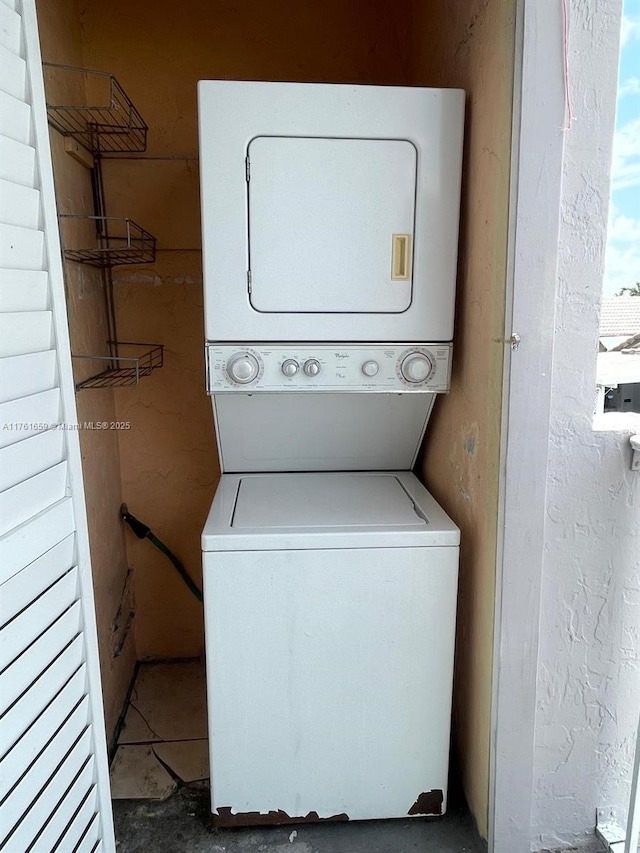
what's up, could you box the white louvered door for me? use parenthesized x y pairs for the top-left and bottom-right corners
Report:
(0, 0), (115, 851)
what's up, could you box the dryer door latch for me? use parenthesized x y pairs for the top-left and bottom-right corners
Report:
(507, 333), (521, 351)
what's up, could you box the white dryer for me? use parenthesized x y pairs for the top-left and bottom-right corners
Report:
(202, 472), (459, 825)
(198, 81), (465, 343)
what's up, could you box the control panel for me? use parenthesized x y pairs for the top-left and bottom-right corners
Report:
(206, 343), (452, 393)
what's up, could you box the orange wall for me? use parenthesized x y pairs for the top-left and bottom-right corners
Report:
(76, 0), (414, 659)
(409, 0), (515, 837)
(37, 0), (137, 742)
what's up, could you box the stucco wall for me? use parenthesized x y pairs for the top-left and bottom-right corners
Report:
(409, 0), (515, 838)
(531, 1), (640, 849)
(36, 0), (137, 742)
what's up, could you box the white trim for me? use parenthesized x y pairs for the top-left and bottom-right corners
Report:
(487, 0), (524, 846)
(490, 0), (567, 850)
(21, 1), (116, 849)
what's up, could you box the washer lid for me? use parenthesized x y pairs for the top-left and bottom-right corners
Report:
(247, 136), (416, 313)
(232, 473), (426, 529)
(202, 472), (460, 550)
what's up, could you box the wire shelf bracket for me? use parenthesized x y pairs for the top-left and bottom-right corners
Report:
(60, 215), (157, 267)
(43, 63), (148, 153)
(73, 343), (164, 390)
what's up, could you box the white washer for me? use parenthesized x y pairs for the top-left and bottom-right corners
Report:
(202, 471), (459, 826)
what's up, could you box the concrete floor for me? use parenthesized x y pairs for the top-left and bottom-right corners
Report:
(113, 785), (487, 852)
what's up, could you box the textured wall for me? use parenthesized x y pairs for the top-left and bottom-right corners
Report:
(76, 0), (415, 659)
(409, 0), (515, 838)
(36, 0), (137, 742)
(531, 0), (640, 849)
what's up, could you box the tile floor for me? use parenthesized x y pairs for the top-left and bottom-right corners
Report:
(110, 660), (209, 800)
(112, 660), (487, 852)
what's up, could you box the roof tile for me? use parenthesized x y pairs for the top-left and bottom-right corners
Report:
(599, 297), (640, 336)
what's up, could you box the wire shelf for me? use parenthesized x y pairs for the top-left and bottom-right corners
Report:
(73, 343), (164, 390)
(43, 63), (148, 153)
(60, 215), (157, 267)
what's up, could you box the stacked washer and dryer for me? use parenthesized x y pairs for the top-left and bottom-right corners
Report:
(197, 81), (465, 826)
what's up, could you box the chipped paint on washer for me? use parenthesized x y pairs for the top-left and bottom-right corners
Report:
(212, 808), (349, 827)
(408, 789), (444, 816)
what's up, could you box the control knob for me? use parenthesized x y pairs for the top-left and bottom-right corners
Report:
(226, 352), (260, 384)
(303, 359), (321, 377)
(282, 359), (299, 377)
(400, 352), (434, 384)
(362, 360), (379, 377)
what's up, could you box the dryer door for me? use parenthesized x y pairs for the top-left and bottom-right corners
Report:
(247, 137), (416, 314)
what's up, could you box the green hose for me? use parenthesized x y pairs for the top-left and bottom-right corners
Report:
(147, 533), (203, 603)
(120, 504), (203, 603)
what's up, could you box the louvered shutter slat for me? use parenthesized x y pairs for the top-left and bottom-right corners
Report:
(23, 729), (95, 850)
(0, 2), (21, 55)
(0, 563), (77, 668)
(0, 91), (30, 143)
(0, 696), (91, 845)
(0, 388), (60, 450)
(0, 664), (87, 798)
(0, 44), (26, 99)
(1, 726), (94, 852)
(1, 634), (85, 750)
(0, 269), (48, 311)
(0, 223), (45, 268)
(28, 756), (96, 853)
(76, 813), (102, 853)
(57, 785), (99, 852)
(0, 135), (36, 189)
(0, 350), (57, 403)
(0, 310), (53, 356)
(0, 425), (63, 491)
(0, 533), (74, 623)
(0, 600), (82, 712)
(0, 496), (73, 583)
(0, 179), (40, 228)
(0, 458), (67, 536)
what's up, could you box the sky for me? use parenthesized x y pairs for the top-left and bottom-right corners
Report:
(603, 0), (640, 296)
